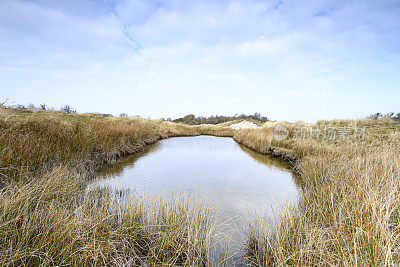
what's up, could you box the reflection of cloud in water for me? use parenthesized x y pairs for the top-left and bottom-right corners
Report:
(90, 136), (301, 264)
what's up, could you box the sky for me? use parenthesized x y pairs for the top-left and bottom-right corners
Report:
(0, 0), (399, 122)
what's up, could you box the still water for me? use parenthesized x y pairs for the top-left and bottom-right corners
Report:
(92, 136), (300, 264)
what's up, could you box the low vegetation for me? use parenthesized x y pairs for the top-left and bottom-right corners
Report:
(2, 103), (399, 266)
(0, 106), (232, 266)
(235, 118), (400, 266)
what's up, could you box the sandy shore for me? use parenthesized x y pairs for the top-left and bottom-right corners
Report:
(230, 121), (260, 129)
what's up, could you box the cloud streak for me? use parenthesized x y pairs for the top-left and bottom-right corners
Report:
(1, 0), (399, 121)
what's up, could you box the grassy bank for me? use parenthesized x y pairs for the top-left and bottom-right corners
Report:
(0, 107), (234, 266)
(234, 119), (400, 265)
(3, 105), (399, 266)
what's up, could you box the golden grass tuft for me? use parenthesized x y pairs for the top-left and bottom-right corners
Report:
(0, 167), (215, 266)
(0, 107), (219, 266)
(235, 118), (400, 266)
(3, 105), (400, 266)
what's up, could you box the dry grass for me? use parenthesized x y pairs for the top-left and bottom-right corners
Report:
(4, 104), (399, 266)
(0, 107), (217, 182)
(0, 167), (215, 266)
(235, 118), (400, 266)
(0, 107), (222, 266)
(194, 124), (235, 137)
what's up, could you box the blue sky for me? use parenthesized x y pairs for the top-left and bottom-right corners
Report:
(1, 0), (399, 121)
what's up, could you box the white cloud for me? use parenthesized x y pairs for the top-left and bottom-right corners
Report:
(0, 0), (399, 121)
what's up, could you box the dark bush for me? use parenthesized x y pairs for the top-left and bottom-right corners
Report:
(61, 105), (77, 114)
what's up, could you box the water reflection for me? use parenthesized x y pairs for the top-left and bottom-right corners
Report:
(98, 142), (161, 177)
(92, 136), (300, 264)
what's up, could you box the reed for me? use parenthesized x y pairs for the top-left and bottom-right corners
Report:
(236, 119), (400, 266)
(4, 105), (398, 265)
(0, 107), (218, 266)
(0, 167), (216, 266)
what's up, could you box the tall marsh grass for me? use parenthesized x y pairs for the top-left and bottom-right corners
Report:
(0, 167), (215, 266)
(4, 105), (398, 266)
(0, 107), (221, 265)
(235, 119), (400, 265)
